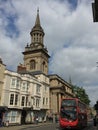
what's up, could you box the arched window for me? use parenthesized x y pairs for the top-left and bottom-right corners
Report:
(30, 60), (36, 70)
(42, 61), (45, 72)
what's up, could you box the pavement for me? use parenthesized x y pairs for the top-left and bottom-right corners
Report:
(0, 122), (53, 130)
(2, 122), (98, 130)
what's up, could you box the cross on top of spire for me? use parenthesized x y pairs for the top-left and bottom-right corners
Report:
(37, 7), (39, 13)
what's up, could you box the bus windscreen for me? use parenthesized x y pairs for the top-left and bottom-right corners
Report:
(60, 107), (77, 121)
(61, 99), (76, 107)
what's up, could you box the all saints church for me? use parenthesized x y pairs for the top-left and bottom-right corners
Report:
(0, 10), (74, 125)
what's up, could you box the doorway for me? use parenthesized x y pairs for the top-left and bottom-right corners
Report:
(21, 110), (27, 124)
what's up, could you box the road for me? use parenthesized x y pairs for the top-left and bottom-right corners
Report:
(0, 120), (98, 130)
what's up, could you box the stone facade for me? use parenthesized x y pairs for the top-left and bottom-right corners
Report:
(48, 74), (74, 115)
(0, 58), (6, 105)
(1, 69), (50, 124)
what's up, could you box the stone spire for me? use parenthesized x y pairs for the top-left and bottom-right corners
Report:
(30, 9), (44, 47)
(35, 8), (40, 26)
(69, 76), (72, 84)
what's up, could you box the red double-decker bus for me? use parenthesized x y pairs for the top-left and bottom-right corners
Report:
(59, 98), (87, 129)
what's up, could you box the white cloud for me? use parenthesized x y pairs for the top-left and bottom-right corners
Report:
(0, 0), (98, 106)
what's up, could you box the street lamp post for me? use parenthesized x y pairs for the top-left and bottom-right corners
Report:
(94, 101), (98, 115)
(92, 0), (98, 22)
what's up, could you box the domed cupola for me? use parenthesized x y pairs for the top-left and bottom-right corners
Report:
(30, 9), (44, 47)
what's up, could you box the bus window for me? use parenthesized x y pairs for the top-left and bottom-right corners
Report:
(61, 99), (76, 107)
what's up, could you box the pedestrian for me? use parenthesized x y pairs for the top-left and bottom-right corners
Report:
(42, 116), (44, 122)
(34, 116), (36, 124)
(0, 118), (2, 127)
(93, 116), (97, 126)
(36, 116), (38, 124)
(55, 115), (58, 123)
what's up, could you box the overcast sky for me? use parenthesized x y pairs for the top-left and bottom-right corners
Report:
(0, 0), (98, 106)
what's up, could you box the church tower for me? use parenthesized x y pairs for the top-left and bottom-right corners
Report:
(22, 9), (50, 75)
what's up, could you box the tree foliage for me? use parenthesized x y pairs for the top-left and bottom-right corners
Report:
(72, 85), (90, 105)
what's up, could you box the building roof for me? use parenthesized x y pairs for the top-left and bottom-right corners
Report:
(48, 74), (72, 88)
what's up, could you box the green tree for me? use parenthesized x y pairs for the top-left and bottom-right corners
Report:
(72, 85), (90, 105)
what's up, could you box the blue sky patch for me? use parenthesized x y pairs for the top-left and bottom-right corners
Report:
(58, 0), (78, 10)
(0, 0), (19, 38)
(5, 14), (19, 38)
(68, 0), (78, 8)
